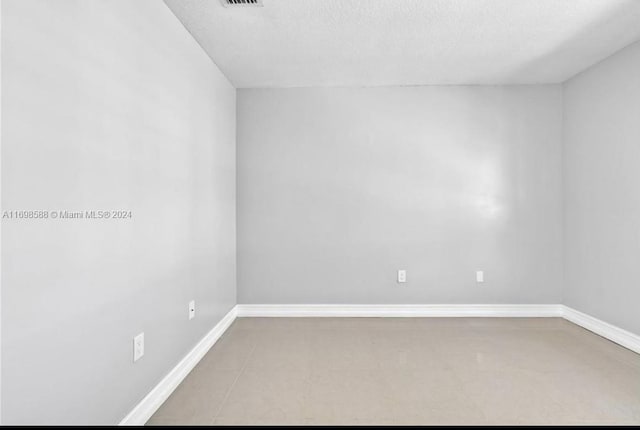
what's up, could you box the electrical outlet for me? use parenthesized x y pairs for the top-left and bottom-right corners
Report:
(189, 300), (196, 320)
(398, 269), (407, 283)
(476, 271), (484, 283)
(133, 332), (144, 362)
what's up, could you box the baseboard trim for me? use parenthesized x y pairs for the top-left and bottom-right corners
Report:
(561, 306), (640, 355)
(235, 304), (563, 318)
(119, 306), (237, 426)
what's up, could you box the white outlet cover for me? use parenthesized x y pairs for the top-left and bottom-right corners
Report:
(133, 332), (144, 362)
(476, 271), (484, 283)
(398, 269), (407, 283)
(189, 300), (196, 320)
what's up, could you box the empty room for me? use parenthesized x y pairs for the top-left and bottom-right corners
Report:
(1, 0), (640, 426)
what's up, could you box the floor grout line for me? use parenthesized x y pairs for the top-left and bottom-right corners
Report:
(210, 341), (258, 424)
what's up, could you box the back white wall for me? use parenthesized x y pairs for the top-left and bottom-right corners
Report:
(237, 86), (563, 305)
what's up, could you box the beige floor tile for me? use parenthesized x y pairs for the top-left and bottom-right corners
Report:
(307, 329), (382, 370)
(369, 332), (451, 370)
(456, 369), (567, 425)
(147, 317), (640, 426)
(443, 334), (593, 375)
(302, 369), (397, 425)
(383, 368), (487, 425)
(243, 334), (313, 371)
(147, 368), (240, 425)
(545, 368), (640, 424)
(213, 368), (311, 425)
(196, 333), (255, 373)
(510, 317), (570, 330)
(546, 330), (640, 372)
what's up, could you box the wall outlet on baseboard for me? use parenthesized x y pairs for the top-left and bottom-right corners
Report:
(133, 332), (144, 362)
(398, 269), (407, 283)
(189, 300), (196, 320)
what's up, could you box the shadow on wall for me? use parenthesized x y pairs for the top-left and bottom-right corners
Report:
(504, 0), (640, 83)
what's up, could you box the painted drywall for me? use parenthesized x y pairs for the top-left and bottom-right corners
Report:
(1, 0), (236, 424)
(563, 40), (640, 335)
(237, 86), (563, 305)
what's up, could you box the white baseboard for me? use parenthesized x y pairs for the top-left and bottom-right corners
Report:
(235, 304), (563, 318)
(119, 306), (237, 426)
(561, 306), (640, 355)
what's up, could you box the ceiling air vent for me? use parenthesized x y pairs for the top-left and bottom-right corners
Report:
(221, 0), (263, 7)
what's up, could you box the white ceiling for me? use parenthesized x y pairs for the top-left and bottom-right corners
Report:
(164, 0), (640, 88)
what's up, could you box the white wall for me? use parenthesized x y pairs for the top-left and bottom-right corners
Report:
(563, 40), (640, 335)
(1, 0), (236, 424)
(237, 86), (563, 305)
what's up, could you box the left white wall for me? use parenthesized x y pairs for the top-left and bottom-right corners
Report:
(1, 0), (236, 424)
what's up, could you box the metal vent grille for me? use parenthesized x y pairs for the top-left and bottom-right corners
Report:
(221, 0), (263, 7)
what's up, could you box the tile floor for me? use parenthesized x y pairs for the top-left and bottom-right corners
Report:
(147, 317), (640, 425)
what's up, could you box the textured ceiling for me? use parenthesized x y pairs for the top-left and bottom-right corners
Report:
(164, 0), (640, 88)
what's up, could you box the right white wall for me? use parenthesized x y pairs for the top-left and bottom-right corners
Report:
(563, 40), (640, 335)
